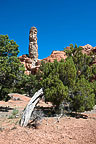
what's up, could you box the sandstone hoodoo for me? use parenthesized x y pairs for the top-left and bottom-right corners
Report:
(18, 27), (40, 74)
(29, 27), (38, 66)
(19, 27), (96, 75)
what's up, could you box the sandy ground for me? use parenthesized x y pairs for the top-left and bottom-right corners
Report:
(0, 94), (96, 144)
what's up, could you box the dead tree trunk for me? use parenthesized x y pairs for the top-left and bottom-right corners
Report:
(20, 88), (43, 127)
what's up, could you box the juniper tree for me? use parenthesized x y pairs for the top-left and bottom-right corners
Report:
(0, 35), (25, 101)
(70, 77), (95, 112)
(41, 74), (68, 108)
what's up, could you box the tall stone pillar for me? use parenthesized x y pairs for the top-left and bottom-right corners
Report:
(29, 27), (38, 66)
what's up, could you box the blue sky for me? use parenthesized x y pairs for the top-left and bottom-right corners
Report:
(0, 0), (96, 59)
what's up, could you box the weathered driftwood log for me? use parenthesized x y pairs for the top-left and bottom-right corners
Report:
(20, 88), (43, 127)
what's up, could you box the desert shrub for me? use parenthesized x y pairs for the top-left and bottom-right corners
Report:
(42, 75), (68, 108)
(37, 44), (96, 112)
(70, 77), (95, 112)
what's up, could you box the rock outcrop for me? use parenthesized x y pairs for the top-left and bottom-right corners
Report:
(19, 27), (40, 74)
(19, 44), (96, 75)
(18, 54), (41, 75)
(29, 27), (38, 66)
(81, 44), (96, 65)
(43, 45), (96, 63)
(19, 27), (96, 75)
(43, 51), (67, 62)
(81, 44), (96, 56)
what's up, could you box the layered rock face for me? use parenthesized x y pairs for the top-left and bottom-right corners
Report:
(43, 44), (96, 63)
(19, 27), (96, 75)
(43, 51), (67, 62)
(81, 44), (96, 65)
(29, 27), (38, 66)
(81, 44), (96, 56)
(18, 54), (40, 75)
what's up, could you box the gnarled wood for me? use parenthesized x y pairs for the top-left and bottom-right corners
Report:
(20, 88), (43, 127)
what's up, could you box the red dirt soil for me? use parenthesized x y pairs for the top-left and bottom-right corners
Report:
(0, 94), (96, 144)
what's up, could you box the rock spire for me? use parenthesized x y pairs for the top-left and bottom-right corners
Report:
(29, 27), (38, 66)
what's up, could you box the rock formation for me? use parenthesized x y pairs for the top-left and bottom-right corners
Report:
(81, 44), (96, 56)
(19, 44), (96, 75)
(19, 27), (40, 75)
(43, 51), (67, 62)
(81, 44), (96, 65)
(18, 54), (40, 75)
(19, 27), (96, 75)
(29, 27), (38, 66)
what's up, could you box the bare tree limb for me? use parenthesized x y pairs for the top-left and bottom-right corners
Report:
(20, 88), (43, 127)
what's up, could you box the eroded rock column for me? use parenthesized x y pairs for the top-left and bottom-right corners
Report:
(29, 27), (38, 66)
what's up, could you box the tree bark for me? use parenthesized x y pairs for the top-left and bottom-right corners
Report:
(20, 88), (43, 127)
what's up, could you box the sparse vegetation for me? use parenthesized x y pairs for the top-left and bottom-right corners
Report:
(8, 115), (14, 119)
(0, 35), (96, 113)
(34, 44), (96, 112)
(8, 108), (19, 119)
(12, 108), (19, 116)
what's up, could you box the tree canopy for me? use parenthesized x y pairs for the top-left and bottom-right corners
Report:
(35, 44), (96, 112)
(0, 35), (25, 101)
(0, 36), (96, 113)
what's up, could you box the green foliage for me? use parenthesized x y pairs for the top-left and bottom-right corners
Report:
(22, 74), (39, 97)
(12, 108), (19, 115)
(39, 59), (76, 108)
(8, 108), (19, 119)
(65, 44), (95, 81)
(0, 35), (19, 57)
(70, 77), (95, 112)
(0, 35), (25, 101)
(92, 64), (96, 76)
(8, 115), (14, 119)
(37, 44), (96, 112)
(1, 34), (95, 114)
(59, 57), (76, 87)
(42, 75), (68, 107)
(92, 81), (96, 103)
